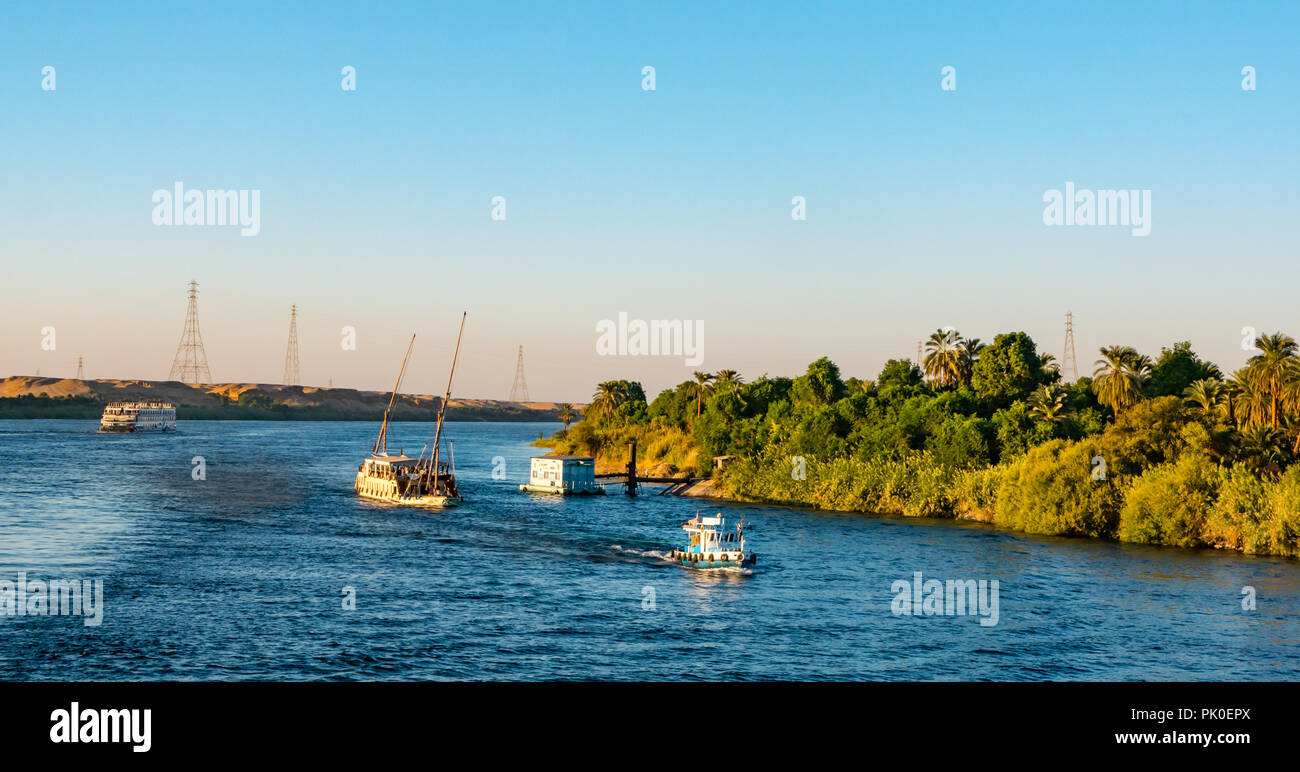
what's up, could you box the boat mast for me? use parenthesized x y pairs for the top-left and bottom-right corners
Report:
(373, 334), (416, 455)
(424, 312), (467, 490)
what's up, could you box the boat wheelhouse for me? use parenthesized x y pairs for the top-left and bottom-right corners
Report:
(519, 455), (603, 495)
(354, 314), (467, 509)
(98, 401), (176, 433)
(670, 513), (756, 569)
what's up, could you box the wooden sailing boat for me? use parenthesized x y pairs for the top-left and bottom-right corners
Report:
(354, 313), (467, 508)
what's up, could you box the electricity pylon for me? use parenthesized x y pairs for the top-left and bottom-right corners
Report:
(76, 356), (84, 380)
(1063, 311), (1079, 382)
(283, 305), (301, 386)
(508, 345), (530, 402)
(169, 280), (213, 385)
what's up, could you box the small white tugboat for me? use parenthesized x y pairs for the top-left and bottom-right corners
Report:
(98, 401), (176, 433)
(671, 512), (756, 569)
(354, 314), (466, 508)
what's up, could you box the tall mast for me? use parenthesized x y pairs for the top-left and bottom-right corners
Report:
(425, 312), (467, 488)
(374, 334), (416, 455)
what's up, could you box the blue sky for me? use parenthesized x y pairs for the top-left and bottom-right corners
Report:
(1, 1), (1297, 399)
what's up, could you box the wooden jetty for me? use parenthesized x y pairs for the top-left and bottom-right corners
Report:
(594, 439), (701, 496)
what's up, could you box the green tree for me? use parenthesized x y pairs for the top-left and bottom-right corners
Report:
(689, 371), (715, 419)
(557, 402), (576, 429)
(923, 328), (963, 388)
(1147, 341), (1222, 397)
(1246, 332), (1299, 429)
(1235, 425), (1290, 479)
(970, 332), (1046, 408)
(792, 357), (847, 406)
(1027, 384), (1067, 423)
(1182, 379), (1227, 417)
(957, 337), (985, 387)
(1092, 345), (1147, 418)
(876, 359), (923, 393)
(713, 369), (744, 395)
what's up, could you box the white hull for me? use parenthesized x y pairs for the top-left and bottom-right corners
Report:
(354, 472), (461, 508)
(99, 403), (177, 433)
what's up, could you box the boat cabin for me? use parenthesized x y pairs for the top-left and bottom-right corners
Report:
(359, 454), (420, 477)
(526, 456), (599, 494)
(681, 514), (744, 555)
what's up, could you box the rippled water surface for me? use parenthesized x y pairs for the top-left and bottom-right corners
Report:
(2, 419), (1297, 681)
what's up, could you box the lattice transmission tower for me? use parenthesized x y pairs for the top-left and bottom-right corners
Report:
(283, 305), (301, 385)
(169, 280), (213, 384)
(76, 356), (84, 380)
(1062, 311), (1079, 382)
(508, 345), (530, 402)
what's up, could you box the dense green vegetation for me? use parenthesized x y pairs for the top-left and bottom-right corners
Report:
(545, 330), (1300, 557)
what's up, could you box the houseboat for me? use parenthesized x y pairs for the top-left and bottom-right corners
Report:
(354, 314), (467, 508)
(519, 456), (604, 495)
(98, 401), (176, 433)
(670, 513), (756, 569)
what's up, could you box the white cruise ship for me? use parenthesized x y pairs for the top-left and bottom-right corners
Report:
(98, 401), (177, 433)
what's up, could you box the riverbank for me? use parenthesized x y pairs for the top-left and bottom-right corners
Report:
(700, 448), (1300, 559)
(0, 376), (572, 422)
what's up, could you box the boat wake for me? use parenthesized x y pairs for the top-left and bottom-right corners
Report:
(609, 544), (675, 563)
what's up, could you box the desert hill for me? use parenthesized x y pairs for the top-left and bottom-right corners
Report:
(0, 376), (577, 422)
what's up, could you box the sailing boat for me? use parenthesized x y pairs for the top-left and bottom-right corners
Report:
(354, 313), (467, 508)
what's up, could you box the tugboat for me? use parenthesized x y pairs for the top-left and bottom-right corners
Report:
(354, 313), (466, 508)
(670, 512), (756, 569)
(98, 401), (176, 433)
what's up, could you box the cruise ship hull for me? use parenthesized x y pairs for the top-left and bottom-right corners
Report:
(98, 421), (175, 433)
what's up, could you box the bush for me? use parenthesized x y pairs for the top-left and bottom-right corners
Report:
(1204, 466), (1300, 556)
(1204, 467), (1274, 553)
(1118, 455), (1220, 547)
(993, 439), (1124, 538)
(952, 464), (1007, 519)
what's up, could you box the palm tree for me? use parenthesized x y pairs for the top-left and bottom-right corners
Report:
(713, 369), (744, 395)
(1228, 370), (1265, 430)
(1092, 345), (1146, 418)
(690, 371), (714, 419)
(957, 337), (984, 387)
(1027, 384), (1067, 422)
(1038, 352), (1062, 385)
(923, 328), (963, 388)
(1182, 379), (1227, 417)
(1236, 425), (1289, 479)
(1246, 332), (1299, 429)
(1285, 377), (1300, 453)
(557, 402), (576, 429)
(589, 381), (626, 423)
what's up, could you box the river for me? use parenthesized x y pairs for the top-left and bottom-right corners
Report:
(1, 419), (1296, 680)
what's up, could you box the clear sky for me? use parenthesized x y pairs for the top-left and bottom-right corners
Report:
(2, 1), (1297, 401)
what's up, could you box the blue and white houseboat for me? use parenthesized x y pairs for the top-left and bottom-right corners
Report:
(520, 456), (604, 495)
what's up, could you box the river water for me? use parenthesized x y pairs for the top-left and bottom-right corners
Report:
(1, 419), (1297, 680)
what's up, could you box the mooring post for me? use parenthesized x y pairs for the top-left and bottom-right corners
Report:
(626, 439), (637, 496)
